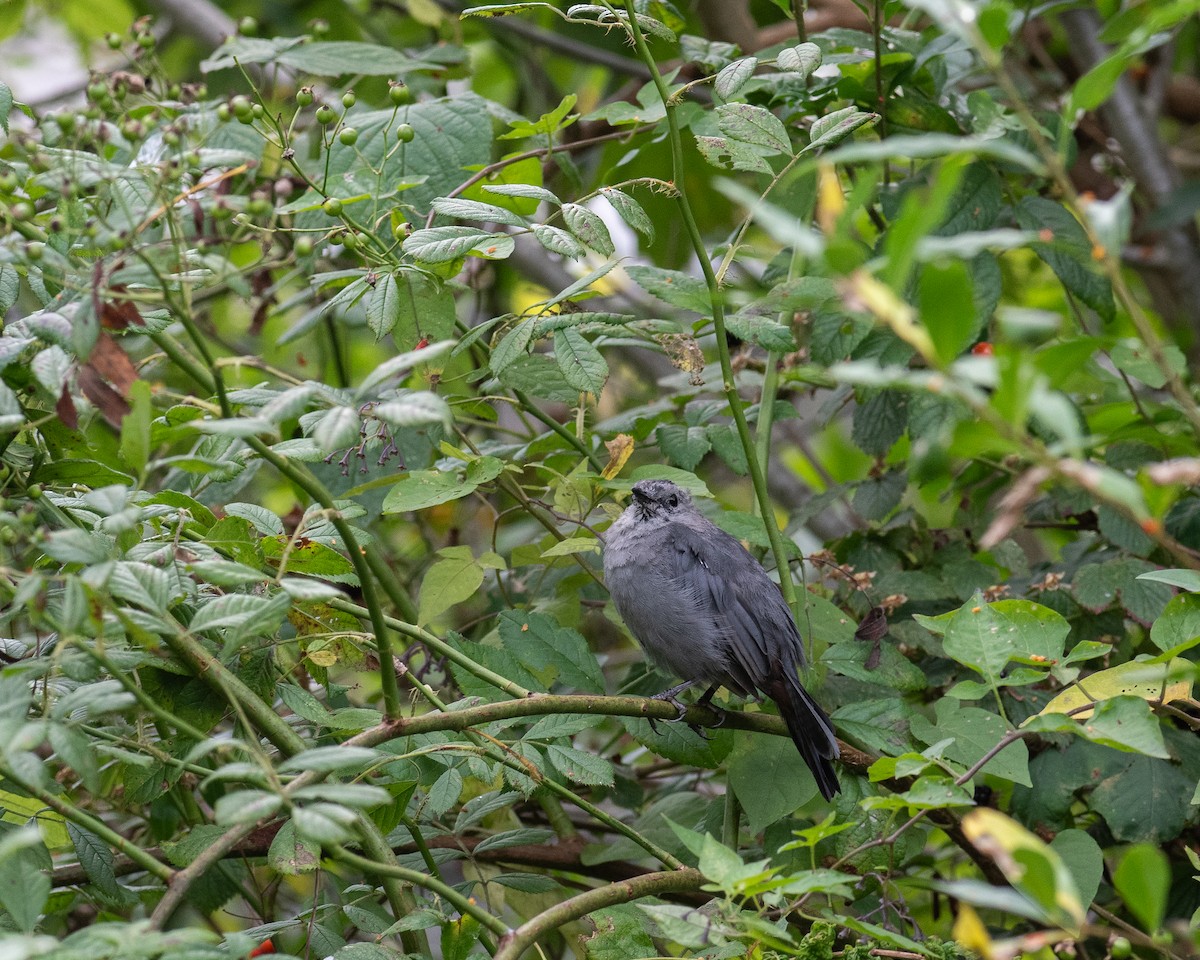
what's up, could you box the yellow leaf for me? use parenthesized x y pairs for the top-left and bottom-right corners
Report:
(816, 163), (844, 234)
(602, 434), (634, 480)
(962, 808), (1085, 934)
(1034, 658), (1193, 719)
(844, 271), (936, 363)
(953, 903), (994, 960)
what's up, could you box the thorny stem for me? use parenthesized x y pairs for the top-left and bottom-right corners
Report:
(622, 0), (802, 616)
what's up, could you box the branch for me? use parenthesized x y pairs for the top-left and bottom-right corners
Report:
(493, 868), (707, 960)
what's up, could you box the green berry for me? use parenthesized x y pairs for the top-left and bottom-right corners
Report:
(322, 197), (343, 216)
(1110, 938), (1131, 960)
(87, 80), (107, 102)
(0, 173), (16, 193)
(310, 18), (330, 36)
(341, 230), (360, 250)
(388, 81), (411, 105)
(315, 105), (336, 125)
(338, 127), (358, 146)
(231, 95), (253, 119)
(216, 103), (232, 122)
(105, 32), (122, 49)
(392, 220), (410, 240)
(342, 90), (356, 109)
(396, 123), (415, 143)
(10, 201), (34, 221)
(296, 87), (314, 107)
(26, 484), (42, 499)
(295, 236), (314, 256)
(247, 195), (271, 216)
(238, 16), (259, 36)
(135, 31), (154, 50)
(25, 242), (45, 261)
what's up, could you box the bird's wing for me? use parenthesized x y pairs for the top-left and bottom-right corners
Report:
(663, 520), (803, 691)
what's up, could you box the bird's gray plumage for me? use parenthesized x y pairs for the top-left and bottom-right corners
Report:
(604, 478), (840, 799)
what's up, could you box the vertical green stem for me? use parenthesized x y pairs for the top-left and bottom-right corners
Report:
(622, 2), (799, 611)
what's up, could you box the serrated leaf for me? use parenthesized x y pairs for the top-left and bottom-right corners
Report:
(600, 188), (654, 241)
(544, 743), (614, 786)
(313, 406), (361, 453)
(490, 317), (536, 374)
(381, 469), (479, 513)
(402, 226), (515, 262)
(367, 273), (401, 340)
(715, 57), (758, 99)
(431, 196), (529, 227)
(717, 102), (790, 153)
(554, 327), (608, 395)
(624, 264), (711, 313)
(561, 203), (615, 256)
(777, 42), (821, 79)
(532, 223), (586, 257)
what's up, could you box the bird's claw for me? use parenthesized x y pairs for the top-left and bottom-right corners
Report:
(647, 692), (689, 734)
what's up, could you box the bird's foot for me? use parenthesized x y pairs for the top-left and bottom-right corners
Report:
(647, 687), (691, 735)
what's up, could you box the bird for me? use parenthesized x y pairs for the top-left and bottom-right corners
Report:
(603, 478), (841, 800)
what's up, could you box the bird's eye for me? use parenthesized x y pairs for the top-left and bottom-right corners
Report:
(666, 495), (678, 507)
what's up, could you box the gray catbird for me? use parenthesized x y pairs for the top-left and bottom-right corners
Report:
(604, 478), (841, 799)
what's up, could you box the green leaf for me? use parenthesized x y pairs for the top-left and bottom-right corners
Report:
(268, 819), (319, 875)
(561, 203), (615, 257)
(66, 823), (123, 904)
(656, 424), (711, 471)
(1149, 592), (1200, 654)
(280, 746), (385, 774)
(714, 57), (758, 100)
(600, 187), (654, 241)
(918, 260), (978, 364)
(777, 42), (821, 79)
(727, 730), (819, 832)
(532, 223), (586, 257)
(553, 328), (608, 395)
(544, 743), (614, 786)
(498, 611), (605, 692)
(381, 469), (479, 513)
(0, 81), (11, 136)
(724, 312), (794, 350)
(366, 273), (401, 340)
(624, 264), (711, 313)
(402, 226), (514, 262)
(430, 196), (529, 227)
(1091, 752), (1195, 842)
(0, 838), (50, 933)
(1139, 568), (1200, 591)
(695, 134), (774, 174)
(189, 592), (290, 638)
(491, 317), (536, 374)
(582, 905), (658, 960)
(1049, 829), (1103, 909)
(716, 102), (790, 154)
(1015, 196), (1114, 321)
(278, 41), (442, 75)
(1113, 844), (1171, 932)
(119, 379), (152, 476)
(418, 546), (484, 624)
(910, 699), (1031, 786)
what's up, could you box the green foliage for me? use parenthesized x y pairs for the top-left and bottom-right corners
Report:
(0, 0), (1197, 957)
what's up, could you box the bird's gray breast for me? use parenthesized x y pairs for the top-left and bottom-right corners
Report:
(603, 513), (732, 684)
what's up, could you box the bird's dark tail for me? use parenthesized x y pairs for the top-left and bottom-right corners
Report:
(765, 676), (841, 801)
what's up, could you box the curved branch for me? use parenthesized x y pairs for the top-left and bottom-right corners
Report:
(493, 868), (707, 960)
